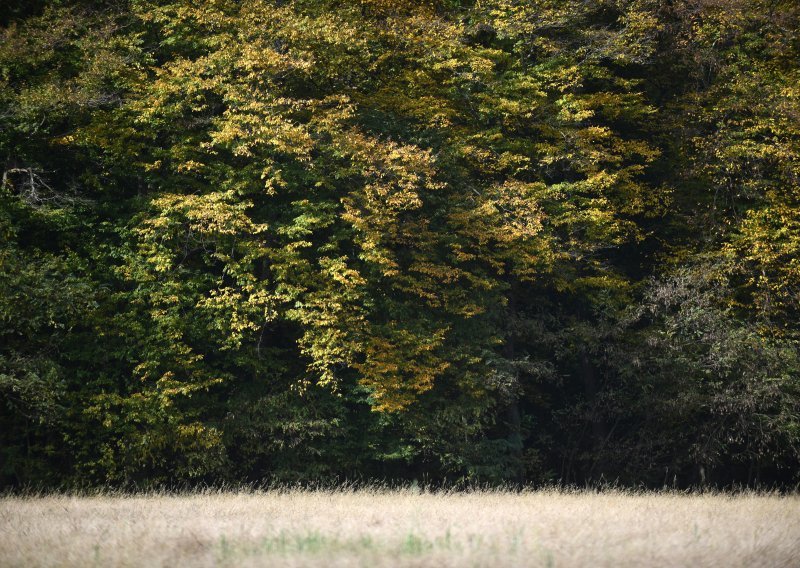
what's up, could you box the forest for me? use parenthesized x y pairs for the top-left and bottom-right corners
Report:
(1, 0), (799, 489)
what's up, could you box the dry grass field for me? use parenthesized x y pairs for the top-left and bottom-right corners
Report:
(1, 489), (799, 567)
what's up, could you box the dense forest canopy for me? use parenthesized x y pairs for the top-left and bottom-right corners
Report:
(1, 0), (799, 488)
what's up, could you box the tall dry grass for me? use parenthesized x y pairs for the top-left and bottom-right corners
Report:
(1, 488), (798, 567)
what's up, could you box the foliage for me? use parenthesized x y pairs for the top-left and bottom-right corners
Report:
(1, 0), (798, 488)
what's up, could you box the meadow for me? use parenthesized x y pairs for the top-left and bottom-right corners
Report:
(1, 489), (798, 567)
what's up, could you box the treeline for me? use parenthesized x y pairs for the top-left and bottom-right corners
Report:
(1, 0), (799, 489)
